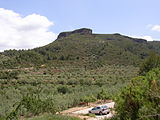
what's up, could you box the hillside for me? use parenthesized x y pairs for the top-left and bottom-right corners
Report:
(1, 28), (160, 68)
(0, 28), (160, 120)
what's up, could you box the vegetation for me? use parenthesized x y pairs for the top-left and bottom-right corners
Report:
(113, 54), (160, 120)
(97, 89), (110, 101)
(1, 31), (160, 69)
(0, 29), (160, 119)
(25, 114), (81, 120)
(139, 53), (160, 75)
(0, 65), (138, 119)
(0, 70), (19, 79)
(80, 95), (97, 105)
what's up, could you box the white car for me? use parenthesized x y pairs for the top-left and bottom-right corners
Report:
(89, 105), (110, 115)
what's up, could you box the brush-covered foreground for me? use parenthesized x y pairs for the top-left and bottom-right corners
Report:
(25, 114), (80, 120)
(0, 65), (138, 119)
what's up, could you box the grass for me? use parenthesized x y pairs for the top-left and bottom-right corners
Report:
(84, 113), (96, 117)
(25, 114), (81, 120)
(0, 65), (138, 119)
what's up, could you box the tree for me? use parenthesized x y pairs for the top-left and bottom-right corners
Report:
(57, 86), (70, 94)
(97, 89), (109, 101)
(80, 95), (97, 105)
(114, 68), (160, 120)
(139, 53), (160, 75)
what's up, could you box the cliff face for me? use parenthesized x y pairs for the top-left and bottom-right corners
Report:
(58, 28), (92, 39)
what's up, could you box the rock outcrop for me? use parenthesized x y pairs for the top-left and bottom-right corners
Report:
(123, 36), (147, 43)
(58, 28), (92, 39)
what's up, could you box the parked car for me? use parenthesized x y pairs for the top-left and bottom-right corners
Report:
(89, 105), (110, 115)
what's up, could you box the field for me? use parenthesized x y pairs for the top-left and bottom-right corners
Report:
(0, 65), (138, 119)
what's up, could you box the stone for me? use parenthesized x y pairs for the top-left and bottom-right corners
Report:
(58, 28), (92, 39)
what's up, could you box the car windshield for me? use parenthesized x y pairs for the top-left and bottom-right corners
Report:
(92, 106), (101, 110)
(102, 105), (108, 109)
(92, 107), (96, 110)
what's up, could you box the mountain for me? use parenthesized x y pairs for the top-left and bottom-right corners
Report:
(1, 28), (160, 68)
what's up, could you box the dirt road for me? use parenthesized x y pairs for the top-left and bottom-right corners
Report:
(61, 102), (115, 120)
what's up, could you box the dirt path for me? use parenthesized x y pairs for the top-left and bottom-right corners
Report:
(61, 101), (115, 120)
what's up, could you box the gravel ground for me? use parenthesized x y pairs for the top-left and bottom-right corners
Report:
(63, 102), (115, 120)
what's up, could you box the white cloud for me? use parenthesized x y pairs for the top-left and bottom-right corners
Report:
(0, 8), (57, 52)
(141, 36), (153, 41)
(151, 25), (160, 32)
(130, 35), (153, 41)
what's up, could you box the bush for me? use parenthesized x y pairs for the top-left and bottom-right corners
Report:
(139, 53), (160, 75)
(114, 68), (160, 120)
(57, 86), (71, 94)
(26, 114), (81, 120)
(6, 93), (57, 120)
(0, 71), (19, 79)
(80, 95), (97, 105)
(97, 89), (110, 100)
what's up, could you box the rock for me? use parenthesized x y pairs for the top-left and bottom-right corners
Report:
(132, 38), (147, 43)
(121, 35), (147, 43)
(114, 33), (121, 36)
(58, 28), (92, 39)
(58, 32), (72, 39)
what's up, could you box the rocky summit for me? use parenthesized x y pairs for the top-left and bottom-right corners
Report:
(57, 28), (92, 39)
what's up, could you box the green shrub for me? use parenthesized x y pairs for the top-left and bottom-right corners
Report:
(26, 114), (81, 120)
(0, 71), (19, 79)
(57, 86), (71, 94)
(114, 68), (160, 120)
(6, 93), (57, 119)
(80, 95), (97, 105)
(97, 89), (110, 100)
(139, 53), (160, 75)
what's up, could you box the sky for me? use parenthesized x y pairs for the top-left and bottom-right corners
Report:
(0, 0), (160, 51)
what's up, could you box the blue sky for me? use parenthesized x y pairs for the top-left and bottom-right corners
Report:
(0, 0), (160, 51)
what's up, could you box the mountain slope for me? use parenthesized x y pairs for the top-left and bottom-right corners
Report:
(1, 28), (160, 68)
(34, 28), (160, 66)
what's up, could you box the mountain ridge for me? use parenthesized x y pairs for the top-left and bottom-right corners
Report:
(1, 28), (160, 68)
